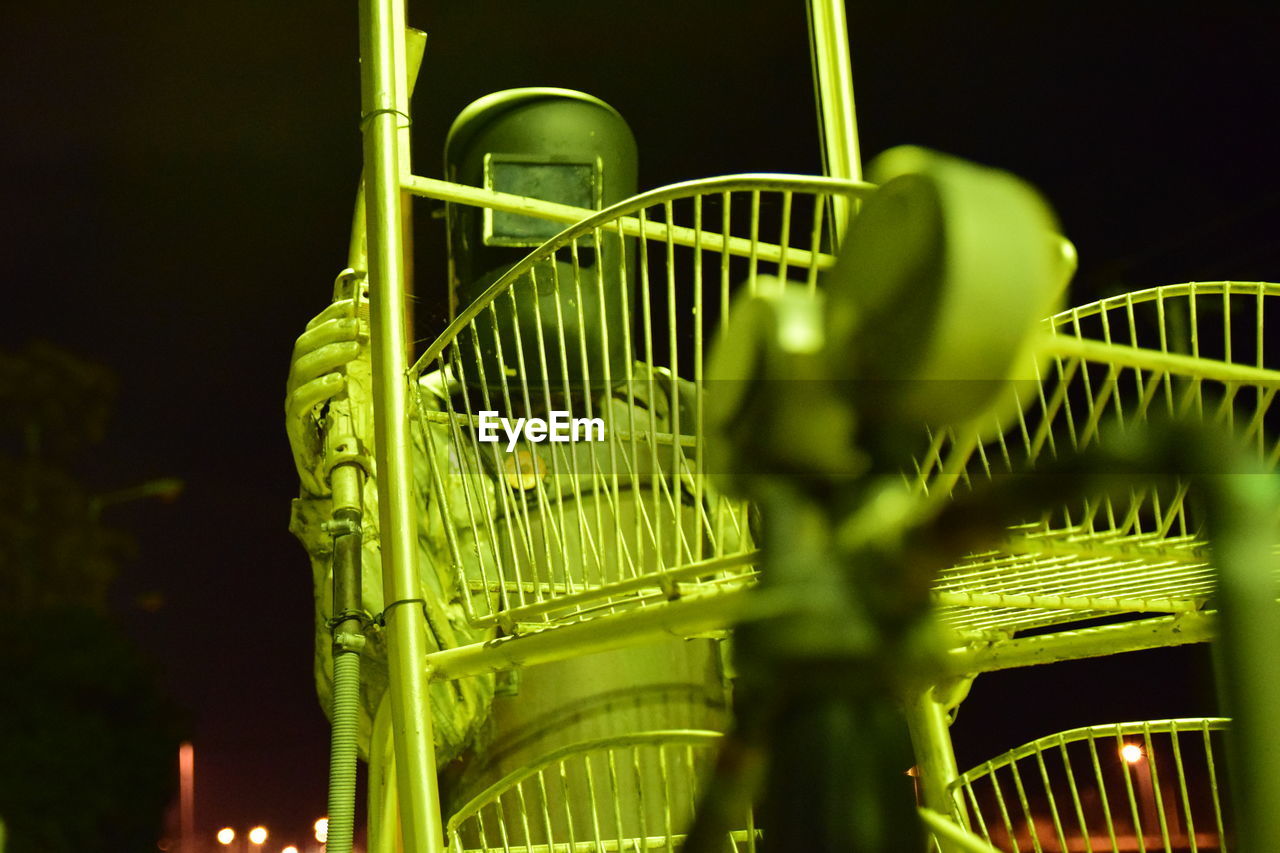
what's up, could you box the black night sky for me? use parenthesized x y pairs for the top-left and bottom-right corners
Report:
(4, 1), (1278, 849)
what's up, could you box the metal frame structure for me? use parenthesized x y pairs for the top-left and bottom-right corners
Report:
(353, 2), (868, 850)
(348, 0), (1279, 849)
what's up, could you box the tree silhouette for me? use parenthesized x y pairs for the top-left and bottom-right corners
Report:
(0, 342), (185, 852)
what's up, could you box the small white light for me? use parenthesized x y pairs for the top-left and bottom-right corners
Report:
(1120, 743), (1144, 764)
(248, 826), (268, 845)
(216, 827), (236, 845)
(314, 817), (329, 843)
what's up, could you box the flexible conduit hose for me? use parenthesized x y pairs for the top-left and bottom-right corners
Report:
(328, 648), (362, 853)
(327, 498), (364, 853)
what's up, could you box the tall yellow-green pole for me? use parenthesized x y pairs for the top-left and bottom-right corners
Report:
(357, 0), (444, 849)
(807, 0), (862, 243)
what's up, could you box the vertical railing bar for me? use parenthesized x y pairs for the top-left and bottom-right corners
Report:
(1116, 729), (1147, 853)
(1168, 722), (1199, 853)
(469, 319), (531, 610)
(1085, 732), (1120, 851)
(568, 238), (610, 590)
(527, 261), (577, 599)
(1203, 722), (1227, 852)
(414, 380), (480, 622)
(504, 283), (568, 603)
(1007, 757), (1045, 853)
(1033, 748), (1069, 853)
(1055, 736), (1094, 853)
(448, 339), (508, 617)
(692, 195), (708, 563)
(1141, 723), (1172, 851)
(664, 198), (693, 569)
(548, 251), (606, 590)
(488, 300), (548, 605)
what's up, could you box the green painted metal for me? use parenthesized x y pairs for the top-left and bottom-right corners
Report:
(806, 0), (862, 242)
(907, 690), (967, 827)
(357, 0), (444, 848)
(919, 809), (1003, 853)
(947, 612), (1218, 676)
(305, 0), (1280, 843)
(327, 650), (362, 853)
(953, 719), (1232, 852)
(444, 731), (753, 853)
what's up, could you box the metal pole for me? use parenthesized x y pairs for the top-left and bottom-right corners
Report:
(806, 0), (862, 243)
(904, 689), (965, 826)
(357, 0), (444, 848)
(348, 27), (426, 276)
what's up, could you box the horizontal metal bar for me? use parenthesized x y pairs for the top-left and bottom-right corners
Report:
(1047, 335), (1280, 388)
(402, 172), (859, 272)
(425, 586), (785, 682)
(403, 174), (601, 228)
(430, 585), (1215, 684)
(947, 611), (1216, 676)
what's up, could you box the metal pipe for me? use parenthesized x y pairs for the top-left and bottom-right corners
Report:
(427, 595), (1221, 686)
(401, 172), (873, 272)
(806, 0), (862, 242)
(947, 612), (1217, 676)
(357, 0), (444, 848)
(349, 28), (426, 340)
(326, 490), (364, 853)
(905, 690), (966, 829)
(425, 587), (768, 682)
(324, 269), (368, 853)
(1048, 334), (1280, 388)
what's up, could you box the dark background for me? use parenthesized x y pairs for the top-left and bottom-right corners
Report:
(3, 1), (1277, 849)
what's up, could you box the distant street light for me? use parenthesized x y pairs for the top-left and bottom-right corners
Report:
(282, 847), (299, 853)
(314, 817), (329, 844)
(1121, 741), (1160, 831)
(248, 826), (268, 846)
(216, 827), (236, 845)
(179, 743), (195, 853)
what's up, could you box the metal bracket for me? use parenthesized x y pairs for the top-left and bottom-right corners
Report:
(321, 517), (361, 537)
(333, 631), (368, 654)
